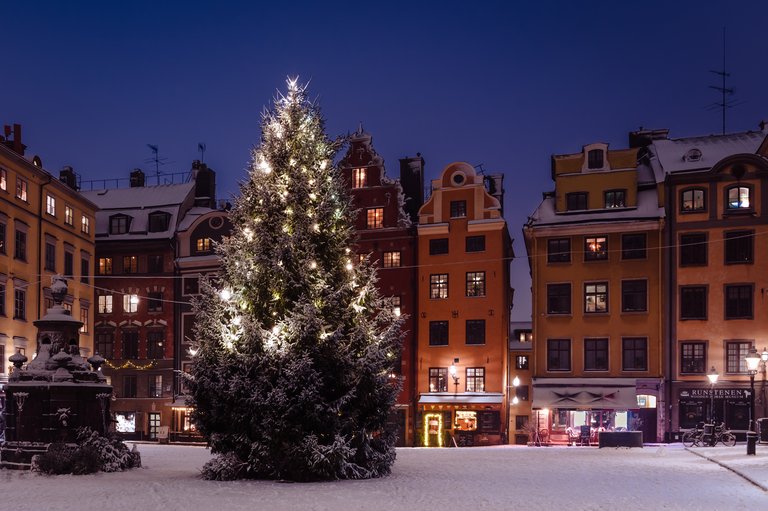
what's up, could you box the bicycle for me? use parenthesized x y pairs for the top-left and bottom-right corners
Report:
(682, 422), (736, 447)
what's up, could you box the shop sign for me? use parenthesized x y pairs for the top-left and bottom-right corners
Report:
(679, 388), (748, 400)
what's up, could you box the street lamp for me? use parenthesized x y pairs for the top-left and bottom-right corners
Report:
(449, 359), (460, 395)
(511, 376), (520, 405)
(761, 348), (768, 418)
(707, 366), (719, 423)
(744, 346), (761, 432)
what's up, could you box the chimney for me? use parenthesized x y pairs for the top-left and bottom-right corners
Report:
(399, 153), (425, 224)
(760, 120), (768, 132)
(1, 123), (27, 155)
(192, 160), (216, 208)
(129, 168), (145, 187)
(484, 174), (505, 216)
(59, 166), (79, 190)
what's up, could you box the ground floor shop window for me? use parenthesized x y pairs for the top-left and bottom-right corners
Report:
(455, 410), (477, 431)
(115, 412), (136, 433)
(148, 412), (160, 440)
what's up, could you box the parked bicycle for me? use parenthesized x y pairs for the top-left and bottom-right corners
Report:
(682, 422), (736, 447)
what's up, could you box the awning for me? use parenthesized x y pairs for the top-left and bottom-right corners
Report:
(418, 392), (504, 405)
(532, 378), (637, 409)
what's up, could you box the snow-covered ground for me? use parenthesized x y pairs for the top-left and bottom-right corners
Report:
(2, 443), (767, 510)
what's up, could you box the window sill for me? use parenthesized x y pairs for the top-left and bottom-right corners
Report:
(621, 310), (649, 315)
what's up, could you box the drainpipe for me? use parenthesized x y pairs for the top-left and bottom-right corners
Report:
(38, 174), (52, 320)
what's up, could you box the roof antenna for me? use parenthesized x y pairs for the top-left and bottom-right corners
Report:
(145, 144), (172, 182)
(198, 143), (206, 163)
(706, 27), (744, 134)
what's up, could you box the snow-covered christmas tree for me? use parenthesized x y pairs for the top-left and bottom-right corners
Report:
(187, 78), (403, 481)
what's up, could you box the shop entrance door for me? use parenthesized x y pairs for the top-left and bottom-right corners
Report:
(637, 408), (656, 443)
(148, 412), (160, 440)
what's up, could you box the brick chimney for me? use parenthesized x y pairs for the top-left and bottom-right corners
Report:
(1, 123), (27, 155)
(130, 168), (146, 187)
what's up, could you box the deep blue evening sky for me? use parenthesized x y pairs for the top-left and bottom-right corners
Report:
(3, 1), (768, 320)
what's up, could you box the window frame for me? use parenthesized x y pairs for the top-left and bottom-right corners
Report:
(46, 194), (56, 216)
(546, 283), (571, 315)
(465, 271), (486, 297)
(584, 337), (609, 372)
(621, 279), (647, 313)
(547, 238), (571, 263)
(366, 207), (384, 229)
(64, 205), (74, 226)
(725, 185), (752, 211)
(428, 320), (449, 346)
(352, 168), (366, 188)
(680, 341), (706, 374)
(466, 367), (485, 392)
(15, 177), (28, 201)
(724, 230), (754, 265)
(450, 200), (467, 218)
(465, 319), (486, 345)
(121, 330), (140, 359)
(584, 236), (608, 261)
(724, 284), (753, 320)
(621, 233), (647, 260)
(587, 149), (604, 169)
(547, 339), (571, 372)
(123, 255), (139, 274)
(430, 274), (448, 299)
(98, 257), (113, 275)
(429, 238), (449, 255)
(147, 330), (165, 359)
(604, 189), (626, 208)
(680, 187), (706, 212)
(429, 367), (448, 392)
(566, 192), (588, 211)
(148, 211), (171, 232)
(466, 235), (486, 253)
(123, 294), (139, 314)
(584, 282), (608, 314)
(622, 337), (648, 371)
(109, 214), (131, 235)
(14, 286), (27, 320)
(679, 233), (707, 266)
(95, 330), (114, 358)
(14, 229), (27, 261)
(726, 340), (752, 373)
(382, 251), (401, 268)
(98, 295), (113, 314)
(680, 285), (707, 320)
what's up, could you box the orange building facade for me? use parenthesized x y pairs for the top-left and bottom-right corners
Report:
(416, 162), (512, 446)
(524, 143), (665, 444)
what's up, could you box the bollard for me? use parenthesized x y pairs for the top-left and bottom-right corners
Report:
(746, 431), (757, 456)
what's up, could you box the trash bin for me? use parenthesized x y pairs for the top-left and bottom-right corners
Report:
(746, 431), (758, 456)
(758, 418), (768, 444)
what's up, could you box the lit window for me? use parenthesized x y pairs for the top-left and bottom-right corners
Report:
(585, 282), (608, 313)
(98, 257), (113, 275)
(46, 194), (56, 216)
(98, 295), (113, 314)
(80, 307), (89, 334)
(65, 205), (74, 226)
(584, 236), (608, 261)
(14, 286), (26, 320)
(352, 168), (366, 188)
(196, 238), (212, 252)
(466, 367), (485, 392)
(149, 374), (163, 397)
(604, 190), (625, 208)
(430, 274), (448, 299)
(429, 368), (448, 392)
(15, 178), (28, 201)
(681, 188), (705, 212)
(390, 296), (401, 317)
(726, 186), (751, 210)
(382, 251), (401, 268)
(123, 294), (139, 313)
(466, 272), (486, 297)
(366, 208), (384, 229)
(0, 168), (6, 190)
(81, 216), (90, 234)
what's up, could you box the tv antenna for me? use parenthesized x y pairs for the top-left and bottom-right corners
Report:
(198, 142), (206, 163)
(145, 144), (172, 177)
(706, 27), (744, 134)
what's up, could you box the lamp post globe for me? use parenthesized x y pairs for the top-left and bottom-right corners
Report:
(707, 366), (719, 423)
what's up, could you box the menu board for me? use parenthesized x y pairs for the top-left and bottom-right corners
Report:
(477, 411), (500, 433)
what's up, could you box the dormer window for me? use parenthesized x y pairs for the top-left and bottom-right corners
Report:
(726, 185), (751, 210)
(587, 149), (604, 170)
(352, 168), (366, 188)
(109, 214), (132, 234)
(148, 211), (171, 232)
(566, 192), (588, 211)
(684, 148), (702, 162)
(604, 190), (626, 209)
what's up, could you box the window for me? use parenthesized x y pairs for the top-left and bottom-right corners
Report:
(515, 355), (529, 370)
(584, 282), (608, 313)
(726, 341), (752, 373)
(547, 339), (571, 371)
(429, 238), (449, 255)
(46, 194), (56, 216)
(109, 215), (131, 234)
(123, 294), (139, 313)
(466, 367), (485, 392)
(382, 251), (401, 268)
(81, 216), (90, 234)
(0, 222), (5, 254)
(98, 257), (113, 275)
(604, 189), (626, 208)
(148, 291), (163, 312)
(64, 251), (74, 276)
(96, 331), (114, 358)
(195, 238), (212, 253)
(429, 321), (449, 346)
(725, 284), (752, 319)
(726, 185), (751, 210)
(149, 375), (163, 398)
(566, 192), (588, 211)
(98, 295), (113, 314)
(621, 280), (647, 312)
(622, 337), (647, 371)
(14, 230), (26, 261)
(547, 283), (571, 315)
(147, 330), (165, 359)
(465, 272), (486, 297)
(15, 178), (27, 201)
(0, 168), (6, 190)
(352, 168), (366, 188)
(366, 208), (384, 229)
(122, 331), (139, 359)
(430, 274), (448, 299)
(724, 231), (753, 264)
(148, 212), (170, 232)
(14, 286), (26, 320)
(584, 236), (607, 261)
(680, 286), (707, 320)
(148, 255), (163, 273)
(680, 233), (707, 266)
(123, 256), (138, 274)
(681, 342), (706, 374)
(681, 188), (706, 212)
(80, 307), (88, 334)
(44, 242), (56, 271)
(148, 412), (161, 439)
(547, 238), (570, 263)
(584, 338), (609, 371)
(81, 257), (89, 284)
(123, 375), (137, 398)
(465, 319), (485, 345)
(450, 200), (467, 218)
(622, 233), (646, 260)
(64, 205), (74, 226)
(587, 149), (604, 169)
(466, 235), (485, 252)
(429, 368), (448, 392)
(390, 296), (401, 317)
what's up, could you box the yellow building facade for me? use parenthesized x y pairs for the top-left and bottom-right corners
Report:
(0, 126), (97, 385)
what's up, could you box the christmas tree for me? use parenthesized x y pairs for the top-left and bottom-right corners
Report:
(187, 78), (403, 481)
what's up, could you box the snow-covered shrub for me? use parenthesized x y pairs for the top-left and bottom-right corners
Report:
(75, 427), (141, 472)
(201, 452), (247, 481)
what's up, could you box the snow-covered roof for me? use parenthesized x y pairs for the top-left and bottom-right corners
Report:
(527, 188), (664, 228)
(652, 130), (766, 173)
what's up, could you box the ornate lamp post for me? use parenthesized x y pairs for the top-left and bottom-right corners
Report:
(449, 359), (460, 395)
(744, 346), (761, 432)
(707, 366), (719, 423)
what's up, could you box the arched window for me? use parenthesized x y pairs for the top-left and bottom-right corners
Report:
(726, 185), (751, 210)
(681, 188), (706, 212)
